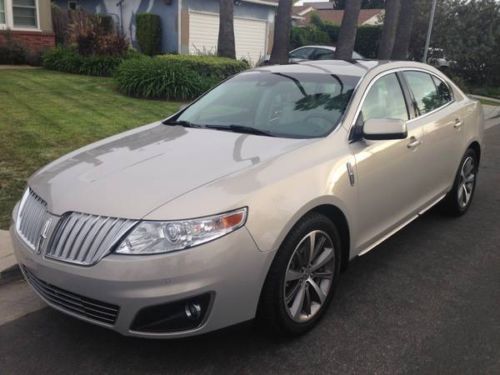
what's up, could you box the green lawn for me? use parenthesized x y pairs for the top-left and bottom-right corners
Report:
(478, 98), (500, 107)
(0, 69), (181, 229)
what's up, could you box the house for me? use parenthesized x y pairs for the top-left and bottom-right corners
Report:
(54, 0), (278, 64)
(0, 0), (55, 53)
(293, 5), (384, 27)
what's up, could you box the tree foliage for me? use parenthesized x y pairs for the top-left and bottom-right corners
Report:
(410, 0), (500, 85)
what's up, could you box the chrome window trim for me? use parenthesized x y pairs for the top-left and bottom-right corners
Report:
(347, 67), (456, 138)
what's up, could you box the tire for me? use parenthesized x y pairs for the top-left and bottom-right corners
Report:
(440, 148), (478, 216)
(257, 213), (341, 336)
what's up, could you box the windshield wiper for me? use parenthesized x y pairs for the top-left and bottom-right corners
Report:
(205, 124), (275, 137)
(162, 119), (203, 128)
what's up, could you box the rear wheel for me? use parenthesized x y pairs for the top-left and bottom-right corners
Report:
(441, 148), (478, 216)
(257, 213), (341, 336)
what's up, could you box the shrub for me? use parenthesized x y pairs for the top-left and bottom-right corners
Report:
(136, 13), (162, 56)
(42, 47), (125, 76)
(68, 10), (129, 57)
(289, 23), (382, 58)
(115, 57), (207, 100)
(97, 14), (115, 34)
(51, 3), (70, 46)
(157, 54), (249, 80)
(115, 55), (249, 100)
(355, 26), (382, 58)
(290, 26), (330, 50)
(0, 30), (27, 64)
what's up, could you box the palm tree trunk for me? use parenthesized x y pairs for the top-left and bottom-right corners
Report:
(392, 0), (415, 60)
(269, 0), (293, 64)
(378, 0), (401, 59)
(217, 0), (236, 59)
(334, 0), (363, 59)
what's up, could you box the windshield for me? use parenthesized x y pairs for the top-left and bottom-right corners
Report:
(175, 72), (359, 138)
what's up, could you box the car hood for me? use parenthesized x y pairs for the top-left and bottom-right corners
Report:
(29, 122), (310, 218)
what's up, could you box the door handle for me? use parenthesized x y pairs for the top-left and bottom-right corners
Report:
(454, 118), (463, 129)
(407, 137), (422, 149)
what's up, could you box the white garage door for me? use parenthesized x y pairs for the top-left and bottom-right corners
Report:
(189, 11), (267, 65)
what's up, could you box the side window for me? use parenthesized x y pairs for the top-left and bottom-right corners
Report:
(359, 73), (409, 124)
(404, 71), (443, 115)
(314, 49), (335, 60)
(289, 48), (314, 59)
(432, 75), (453, 106)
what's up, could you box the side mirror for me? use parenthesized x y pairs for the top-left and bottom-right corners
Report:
(363, 118), (408, 140)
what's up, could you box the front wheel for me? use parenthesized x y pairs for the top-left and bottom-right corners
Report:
(257, 213), (341, 336)
(440, 149), (478, 216)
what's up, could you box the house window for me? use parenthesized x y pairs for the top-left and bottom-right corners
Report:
(68, 1), (77, 10)
(0, 0), (6, 24)
(12, 0), (38, 28)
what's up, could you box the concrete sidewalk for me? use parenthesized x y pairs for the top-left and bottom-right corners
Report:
(483, 104), (500, 130)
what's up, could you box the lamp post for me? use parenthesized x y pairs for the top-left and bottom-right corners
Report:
(422, 0), (437, 63)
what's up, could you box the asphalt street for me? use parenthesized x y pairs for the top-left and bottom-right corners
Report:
(1, 126), (499, 375)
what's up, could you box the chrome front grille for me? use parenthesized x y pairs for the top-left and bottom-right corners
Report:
(16, 188), (138, 266)
(46, 212), (137, 266)
(17, 188), (49, 250)
(23, 267), (120, 325)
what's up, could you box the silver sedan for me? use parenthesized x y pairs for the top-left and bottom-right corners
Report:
(11, 60), (483, 338)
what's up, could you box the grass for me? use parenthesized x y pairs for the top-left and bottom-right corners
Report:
(469, 86), (500, 100)
(0, 69), (181, 229)
(477, 98), (500, 107)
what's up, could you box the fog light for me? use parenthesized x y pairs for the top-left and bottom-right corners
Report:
(185, 302), (201, 320)
(131, 293), (212, 333)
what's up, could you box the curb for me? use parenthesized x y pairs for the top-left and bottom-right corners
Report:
(0, 229), (20, 285)
(0, 264), (22, 286)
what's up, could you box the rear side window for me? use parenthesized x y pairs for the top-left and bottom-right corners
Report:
(314, 49), (335, 60)
(432, 75), (453, 106)
(289, 48), (314, 59)
(359, 73), (409, 123)
(404, 71), (449, 115)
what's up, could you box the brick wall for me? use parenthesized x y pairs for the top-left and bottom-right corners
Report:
(0, 31), (55, 52)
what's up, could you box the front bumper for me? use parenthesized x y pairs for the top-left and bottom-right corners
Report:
(10, 224), (275, 338)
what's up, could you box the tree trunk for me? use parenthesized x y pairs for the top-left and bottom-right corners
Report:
(217, 0), (236, 59)
(392, 0), (415, 60)
(378, 0), (401, 59)
(334, 0), (363, 60)
(269, 0), (293, 64)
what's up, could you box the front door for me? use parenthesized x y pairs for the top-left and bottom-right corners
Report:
(349, 73), (425, 252)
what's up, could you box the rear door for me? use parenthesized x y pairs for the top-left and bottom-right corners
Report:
(401, 71), (464, 202)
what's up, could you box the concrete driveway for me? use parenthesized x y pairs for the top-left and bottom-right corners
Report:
(1, 126), (499, 374)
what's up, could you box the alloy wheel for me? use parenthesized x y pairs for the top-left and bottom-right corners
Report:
(457, 156), (475, 209)
(283, 230), (335, 323)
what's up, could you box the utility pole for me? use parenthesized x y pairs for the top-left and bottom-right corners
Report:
(422, 0), (437, 63)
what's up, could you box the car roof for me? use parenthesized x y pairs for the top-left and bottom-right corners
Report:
(293, 45), (336, 51)
(253, 60), (438, 79)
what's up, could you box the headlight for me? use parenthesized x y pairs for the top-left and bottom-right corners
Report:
(116, 208), (247, 255)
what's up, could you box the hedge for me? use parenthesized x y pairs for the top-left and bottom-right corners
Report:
(157, 54), (249, 80)
(136, 13), (162, 56)
(290, 24), (383, 58)
(42, 47), (137, 76)
(115, 55), (249, 100)
(290, 26), (330, 50)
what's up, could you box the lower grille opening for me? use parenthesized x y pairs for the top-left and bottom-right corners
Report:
(131, 293), (212, 333)
(23, 267), (120, 325)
